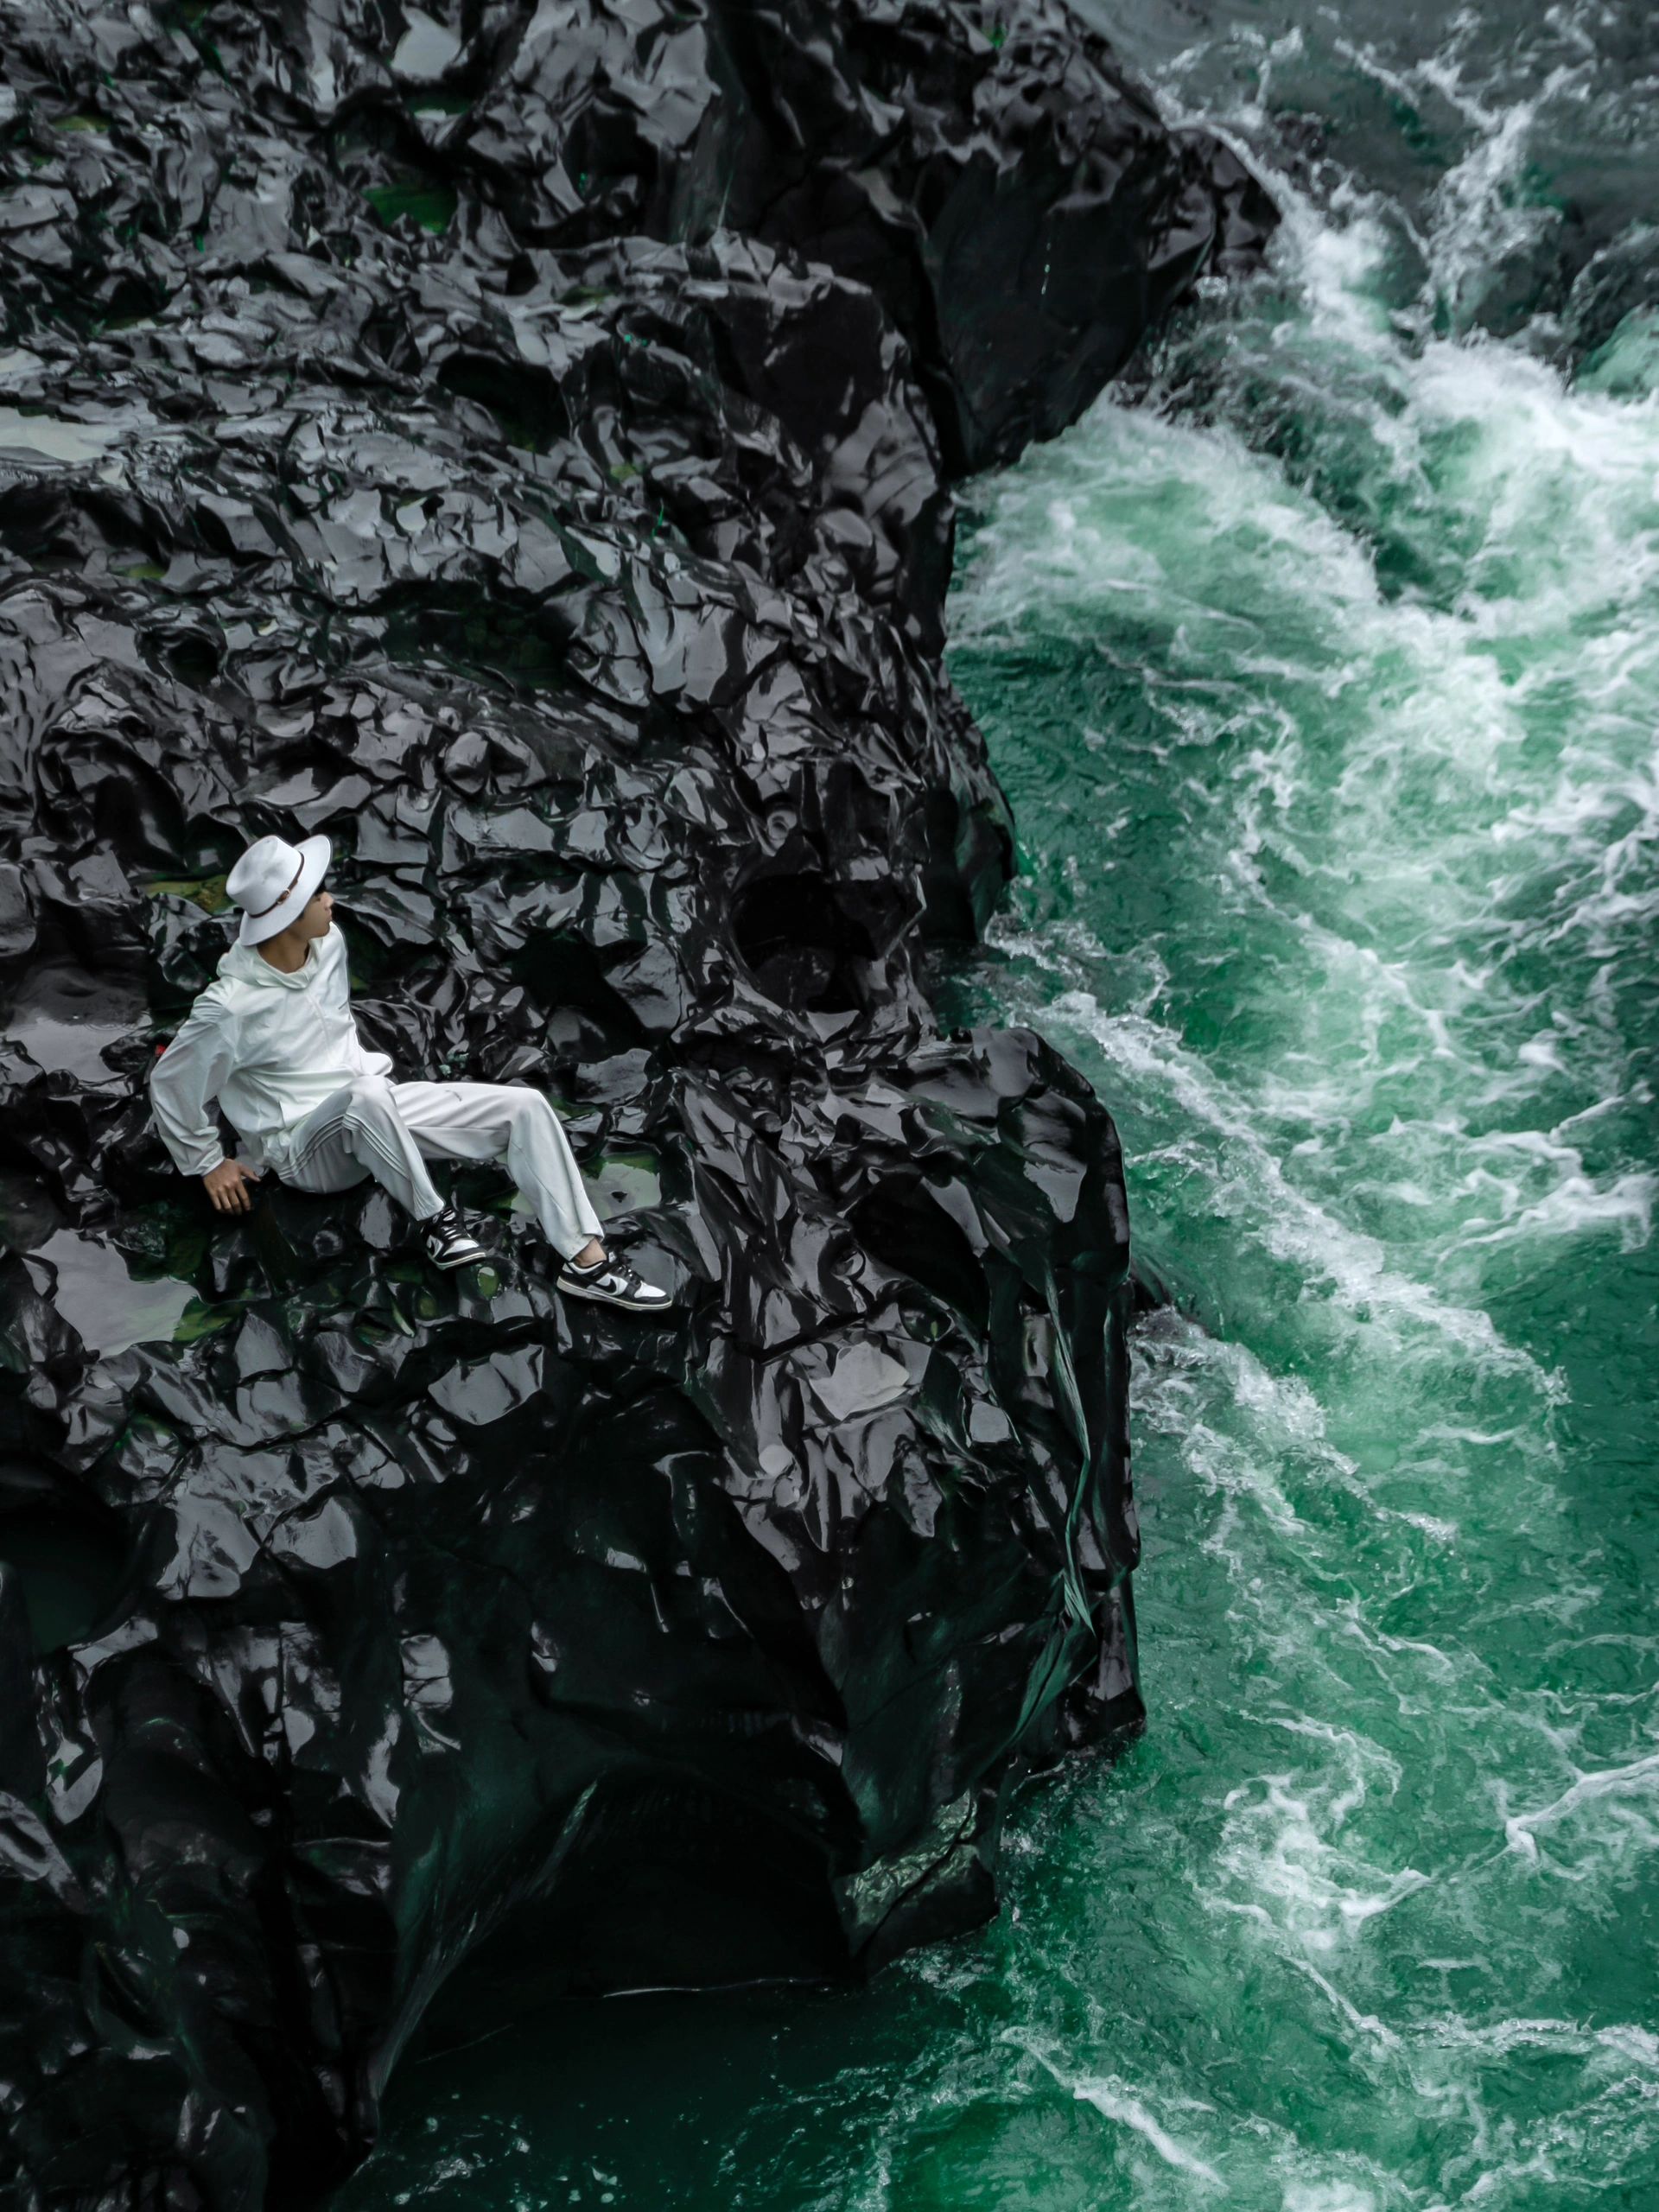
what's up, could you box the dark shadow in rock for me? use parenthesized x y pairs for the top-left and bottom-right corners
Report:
(410, 1774), (849, 2052)
(385, 593), (573, 691)
(436, 354), (572, 452)
(512, 930), (653, 1046)
(0, 1467), (130, 1653)
(143, 622), (225, 691)
(850, 1173), (991, 1336)
(916, 785), (1017, 942)
(730, 869), (877, 1014)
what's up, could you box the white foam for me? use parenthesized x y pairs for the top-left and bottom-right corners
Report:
(1045, 989), (1551, 1380)
(1073, 2078), (1227, 2185)
(1504, 1748), (1659, 1864)
(1011, 2038), (1227, 2186)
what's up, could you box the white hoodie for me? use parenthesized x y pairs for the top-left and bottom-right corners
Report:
(149, 922), (392, 1178)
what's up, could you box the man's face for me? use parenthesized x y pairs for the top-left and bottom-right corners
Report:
(298, 885), (334, 939)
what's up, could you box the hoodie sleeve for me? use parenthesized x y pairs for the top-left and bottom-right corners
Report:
(149, 1000), (237, 1178)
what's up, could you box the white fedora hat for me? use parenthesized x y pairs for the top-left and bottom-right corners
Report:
(225, 833), (332, 947)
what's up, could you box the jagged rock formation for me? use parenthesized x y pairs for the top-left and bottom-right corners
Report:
(0, 1), (1273, 2202)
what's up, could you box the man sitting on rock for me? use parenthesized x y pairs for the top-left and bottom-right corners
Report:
(149, 832), (671, 1313)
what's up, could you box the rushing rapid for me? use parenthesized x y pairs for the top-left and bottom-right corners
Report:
(340, 5), (1659, 2205)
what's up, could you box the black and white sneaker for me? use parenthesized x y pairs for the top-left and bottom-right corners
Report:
(418, 1200), (486, 1270)
(556, 1250), (672, 1313)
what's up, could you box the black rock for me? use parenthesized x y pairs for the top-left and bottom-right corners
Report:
(0, 1), (1272, 2202)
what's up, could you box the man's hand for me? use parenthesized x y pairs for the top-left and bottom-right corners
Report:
(202, 1159), (264, 1216)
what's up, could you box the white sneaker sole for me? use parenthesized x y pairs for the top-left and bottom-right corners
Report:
(558, 1280), (671, 1311)
(426, 1245), (486, 1269)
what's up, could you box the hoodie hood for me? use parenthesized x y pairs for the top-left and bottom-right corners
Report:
(218, 928), (327, 991)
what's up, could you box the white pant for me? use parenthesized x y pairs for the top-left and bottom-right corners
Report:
(275, 1076), (604, 1261)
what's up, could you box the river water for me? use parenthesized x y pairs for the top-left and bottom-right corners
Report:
(340, 4), (1659, 2204)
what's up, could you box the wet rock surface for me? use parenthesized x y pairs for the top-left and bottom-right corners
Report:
(0, 2), (1272, 2202)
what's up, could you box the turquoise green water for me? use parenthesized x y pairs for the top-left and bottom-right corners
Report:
(340, 7), (1659, 2205)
